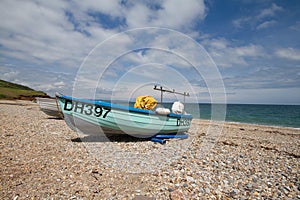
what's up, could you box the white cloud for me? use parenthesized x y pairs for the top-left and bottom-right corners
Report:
(124, 0), (206, 29)
(0, 1), (88, 68)
(154, 0), (206, 29)
(290, 21), (300, 31)
(0, 65), (74, 96)
(234, 44), (265, 57)
(0, 0), (130, 71)
(0, 0), (298, 105)
(233, 3), (283, 30)
(69, 28), (225, 103)
(225, 66), (300, 89)
(275, 48), (300, 61)
(233, 17), (252, 29)
(202, 38), (265, 67)
(0, 68), (19, 81)
(226, 88), (300, 105)
(126, 4), (153, 28)
(76, 0), (123, 17)
(0, 0), (207, 71)
(209, 38), (229, 49)
(257, 3), (283, 19)
(256, 20), (277, 30)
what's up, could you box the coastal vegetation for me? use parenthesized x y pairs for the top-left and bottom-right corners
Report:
(0, 79), (49, 100)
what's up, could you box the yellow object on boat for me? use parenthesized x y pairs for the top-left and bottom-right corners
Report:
(134, 96), (158, 110)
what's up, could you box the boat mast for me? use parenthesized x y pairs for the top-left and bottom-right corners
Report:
(153, 85), (190, 106)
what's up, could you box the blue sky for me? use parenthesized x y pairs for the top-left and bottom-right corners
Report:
(0, 0), (299, 104)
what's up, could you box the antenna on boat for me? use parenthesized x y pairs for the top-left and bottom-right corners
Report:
(153, 85), (190, 106)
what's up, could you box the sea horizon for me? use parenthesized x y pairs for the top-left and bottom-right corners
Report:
(93, 99), (300, 128)
(114, 101), (300, 129)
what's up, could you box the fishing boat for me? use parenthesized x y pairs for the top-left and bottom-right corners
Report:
(55, 86), (192, 138)
(36, 97), (63, 118)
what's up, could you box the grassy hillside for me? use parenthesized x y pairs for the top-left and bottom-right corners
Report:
(0, 79), (50, 100)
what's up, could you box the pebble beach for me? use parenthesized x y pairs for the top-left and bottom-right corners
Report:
(1, 100), (299, 199)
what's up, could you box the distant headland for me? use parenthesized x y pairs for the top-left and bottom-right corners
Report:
(0, 79), (50, 100)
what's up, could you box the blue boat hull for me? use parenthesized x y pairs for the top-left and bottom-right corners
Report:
(56, 94), (192, 138)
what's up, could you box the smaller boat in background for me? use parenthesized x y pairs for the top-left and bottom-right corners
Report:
(36, 97), (63, 119)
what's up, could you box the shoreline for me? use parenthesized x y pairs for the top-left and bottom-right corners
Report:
(1, 99), (299, 129)
(1, 100), (300, 199)
(195, 118), (300, 131)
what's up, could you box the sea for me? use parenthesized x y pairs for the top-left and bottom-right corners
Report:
(186, 103), (300, 128)
(126, 102), (300, 128)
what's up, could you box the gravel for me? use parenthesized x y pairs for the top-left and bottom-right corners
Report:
(0, 100), (299, 199)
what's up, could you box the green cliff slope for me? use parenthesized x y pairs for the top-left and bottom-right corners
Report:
(0, 79), (49, 100)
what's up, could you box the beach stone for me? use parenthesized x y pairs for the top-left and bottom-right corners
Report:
(246, 183), (253, 191)
(1, 100), (300, 199)
(133, 195), (155, 200)
(197, 187), (204, 193)
(253, 191), (259, 197)
(252, 177), (258, 183)
(186, 175), (195, 182)
(170, 190), (185, 200)
(229, 189), (239, 197)
(285, 186), (291, 191)
(205, 188), (210, 194)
